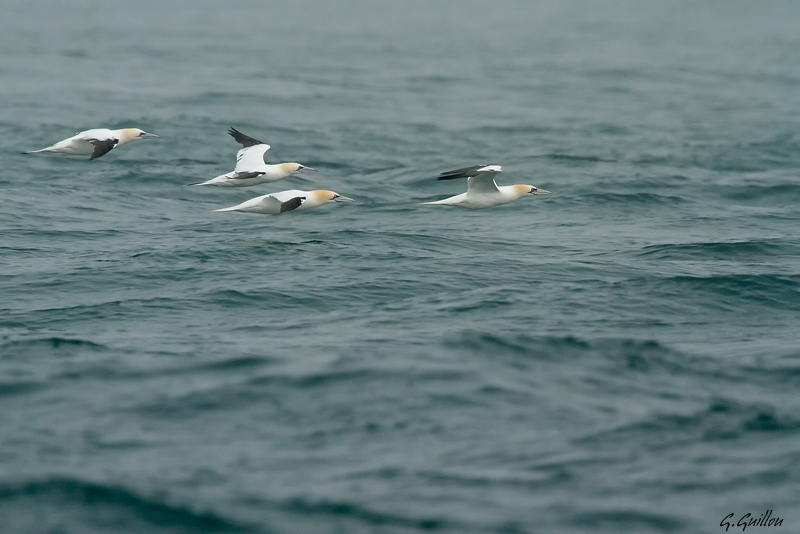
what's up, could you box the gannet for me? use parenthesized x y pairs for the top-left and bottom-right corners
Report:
(24, 128), (159, 160)
(422, 164), (550, 209)
(190, 128), (316, 187)
(213, 189), (354, 214)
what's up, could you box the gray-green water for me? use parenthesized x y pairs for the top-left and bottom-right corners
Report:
(3, 1), (800, 532)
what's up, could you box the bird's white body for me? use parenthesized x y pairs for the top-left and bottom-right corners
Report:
(198, 158), (309, 187)
(424, 185), (540, 209)
(25, 128), (158, 160)
(423, 164), (550, 210)
(214, 189), (354, 214)
(192, 128), (315, 187)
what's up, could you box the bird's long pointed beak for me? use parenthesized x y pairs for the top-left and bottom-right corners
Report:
(299, 166), (317, 172)
(534, 189), (550, 195)
(334, 195), (355, 202)
(141, 133), (160, 139)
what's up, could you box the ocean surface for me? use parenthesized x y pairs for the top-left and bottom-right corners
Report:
(2, 1), (800, 532)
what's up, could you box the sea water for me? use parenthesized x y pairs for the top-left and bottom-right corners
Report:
(2, 1), (800, 532)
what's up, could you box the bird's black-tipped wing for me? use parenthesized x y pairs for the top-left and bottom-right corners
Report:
(228, 127), (266, 148)
(88, 138), (119, 160)
(279, 196), (305, 213)
(437, 164), (491, 180)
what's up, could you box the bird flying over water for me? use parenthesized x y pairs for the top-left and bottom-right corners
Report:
(190, 128), (316, 187)
(24, 128), (159, 160)
(422, 164), (550, 209)
(213, 189), (354, 214)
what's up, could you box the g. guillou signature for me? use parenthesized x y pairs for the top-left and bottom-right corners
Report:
(721, 510), (783, 531)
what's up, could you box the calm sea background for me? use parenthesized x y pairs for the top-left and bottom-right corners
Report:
(2, 1), (800, 532)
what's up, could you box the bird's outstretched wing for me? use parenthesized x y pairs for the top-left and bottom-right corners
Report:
(229, 127), (266, 148)
(234, 145), (271, 171)
(88, 138), (119, 160)
(437, 164), (492, 180)
(279, 196), (305, 213)
(438, 164), (501, 194)
(466, 174), (501, 194)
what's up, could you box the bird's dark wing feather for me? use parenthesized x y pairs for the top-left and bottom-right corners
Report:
(437, 164), (490, 180)
(228, 128), (266, 148)
(230, 171), (266, 180)
(89, 138), (119, 160)
(279, 197), (305, 213)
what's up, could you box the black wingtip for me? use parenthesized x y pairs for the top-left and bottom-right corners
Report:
(228, 127), (265, 148)
(279, 196), (305, 213)
(88, 138), (118, 160)
(437, 164), (490, 180)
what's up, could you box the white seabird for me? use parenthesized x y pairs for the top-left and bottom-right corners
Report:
(190, 128), (316, 187)
(213, 189), (354, 214)
(422, 164), (550, 210)
(24, 128), (159, 160)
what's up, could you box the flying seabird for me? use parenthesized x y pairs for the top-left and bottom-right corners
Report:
(190, 128), (316, 186)
(422, 164), (550, 209)
(24, 128), (159, 160)
(213, 189), (354, 214)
